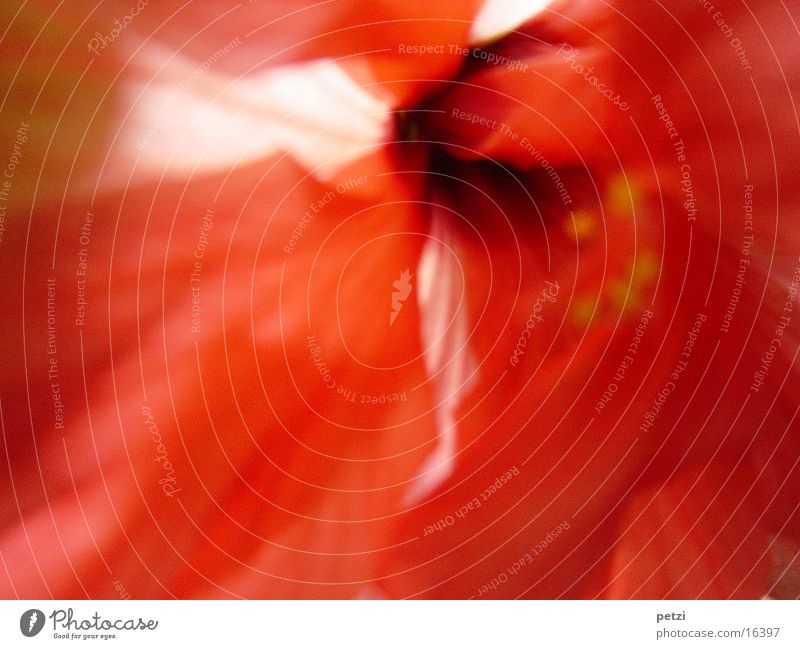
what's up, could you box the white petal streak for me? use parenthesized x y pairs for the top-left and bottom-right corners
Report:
(110, 46), (390, 185)
(404, 207), (477, 505)
(469, 0), (554, 44)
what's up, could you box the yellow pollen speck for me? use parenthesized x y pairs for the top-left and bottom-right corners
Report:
(633, 250), (658, 284)
(566, 210), (596, 240)
(609, 281), (632, 309)
(607, 249), (659, 312)
(607, 173), (639, 216)
(571, 297), (596, 328)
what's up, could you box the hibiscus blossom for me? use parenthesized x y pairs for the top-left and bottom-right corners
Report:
(1, 0), (799, 600)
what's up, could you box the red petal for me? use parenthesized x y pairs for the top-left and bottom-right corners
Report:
(604, 462), (775, 598)
(0, 154), (440, 597)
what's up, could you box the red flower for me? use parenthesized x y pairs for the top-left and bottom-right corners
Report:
(1, 0), (799, 599)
